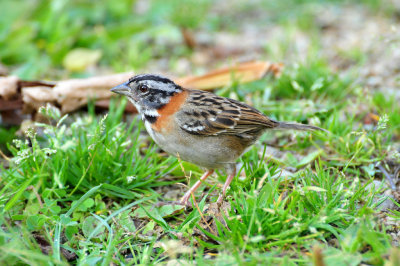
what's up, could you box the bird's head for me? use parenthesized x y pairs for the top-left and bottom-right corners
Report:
(111, 74), (182, 113)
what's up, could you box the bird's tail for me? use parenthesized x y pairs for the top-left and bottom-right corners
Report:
(274, 121), (328, 133)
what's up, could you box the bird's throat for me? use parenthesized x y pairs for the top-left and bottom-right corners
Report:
(141, 108), (159, 124)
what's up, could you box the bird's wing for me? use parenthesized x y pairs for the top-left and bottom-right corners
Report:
(176, 90), (278, 138)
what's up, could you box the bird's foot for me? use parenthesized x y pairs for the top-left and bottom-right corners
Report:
(179, 197), (193, 208)
(216, 194), (224, 206)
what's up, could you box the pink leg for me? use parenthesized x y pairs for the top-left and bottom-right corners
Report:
(217, 168), (237, 204)
(180, 170), (214, 205)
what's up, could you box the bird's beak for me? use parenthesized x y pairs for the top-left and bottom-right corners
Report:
(110, 83), (130, 96)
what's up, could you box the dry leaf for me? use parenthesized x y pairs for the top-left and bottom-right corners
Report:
(22, 87), (57, 113)
(176, 61), (283, 90)
(53, 72), (134, 113)
(0, 76), (18, 100)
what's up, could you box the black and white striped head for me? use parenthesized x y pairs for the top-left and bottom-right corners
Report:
(111, 74), (182, 112)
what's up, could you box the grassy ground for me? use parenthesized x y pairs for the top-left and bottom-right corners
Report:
(1, 0), (400, 265)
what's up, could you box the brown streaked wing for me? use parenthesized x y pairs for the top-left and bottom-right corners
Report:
(176, 90), (278, 138)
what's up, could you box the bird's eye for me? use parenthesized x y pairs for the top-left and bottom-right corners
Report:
(138, 84), (149, 93)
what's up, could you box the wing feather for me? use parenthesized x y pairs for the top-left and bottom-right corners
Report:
(176, 90), (278, 138)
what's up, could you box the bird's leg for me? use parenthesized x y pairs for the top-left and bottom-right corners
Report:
(217, 165), (236, 204)
(180, 169), (214, 206)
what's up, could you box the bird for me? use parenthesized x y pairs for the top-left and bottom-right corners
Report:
(111, 74), (326, 206)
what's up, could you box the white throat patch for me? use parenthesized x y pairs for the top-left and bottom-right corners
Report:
(143, 109), (159, 117)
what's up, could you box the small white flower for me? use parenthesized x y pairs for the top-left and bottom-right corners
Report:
(17, 149), (30, 157)
(42, 148), (57, 156)
(39, 103), (61, 119)
(12, 139), (22, 148)
(292, 222), (301, 228)
(14, 157), (24, 165)
(25, 128), (36, 138)
(127, 176), (136, 183)
(13, 149), (31, 165)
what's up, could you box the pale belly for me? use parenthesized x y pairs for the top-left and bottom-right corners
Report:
(144, 121), (242, 169)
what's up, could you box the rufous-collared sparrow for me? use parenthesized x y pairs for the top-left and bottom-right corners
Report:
(111, 74), (326, 206)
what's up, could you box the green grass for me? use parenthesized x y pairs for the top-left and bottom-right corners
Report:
(1, 0), (400, 264)
(1, 60), (398, 263)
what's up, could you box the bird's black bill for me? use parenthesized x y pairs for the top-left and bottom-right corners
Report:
(110, 83), (130, 96)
